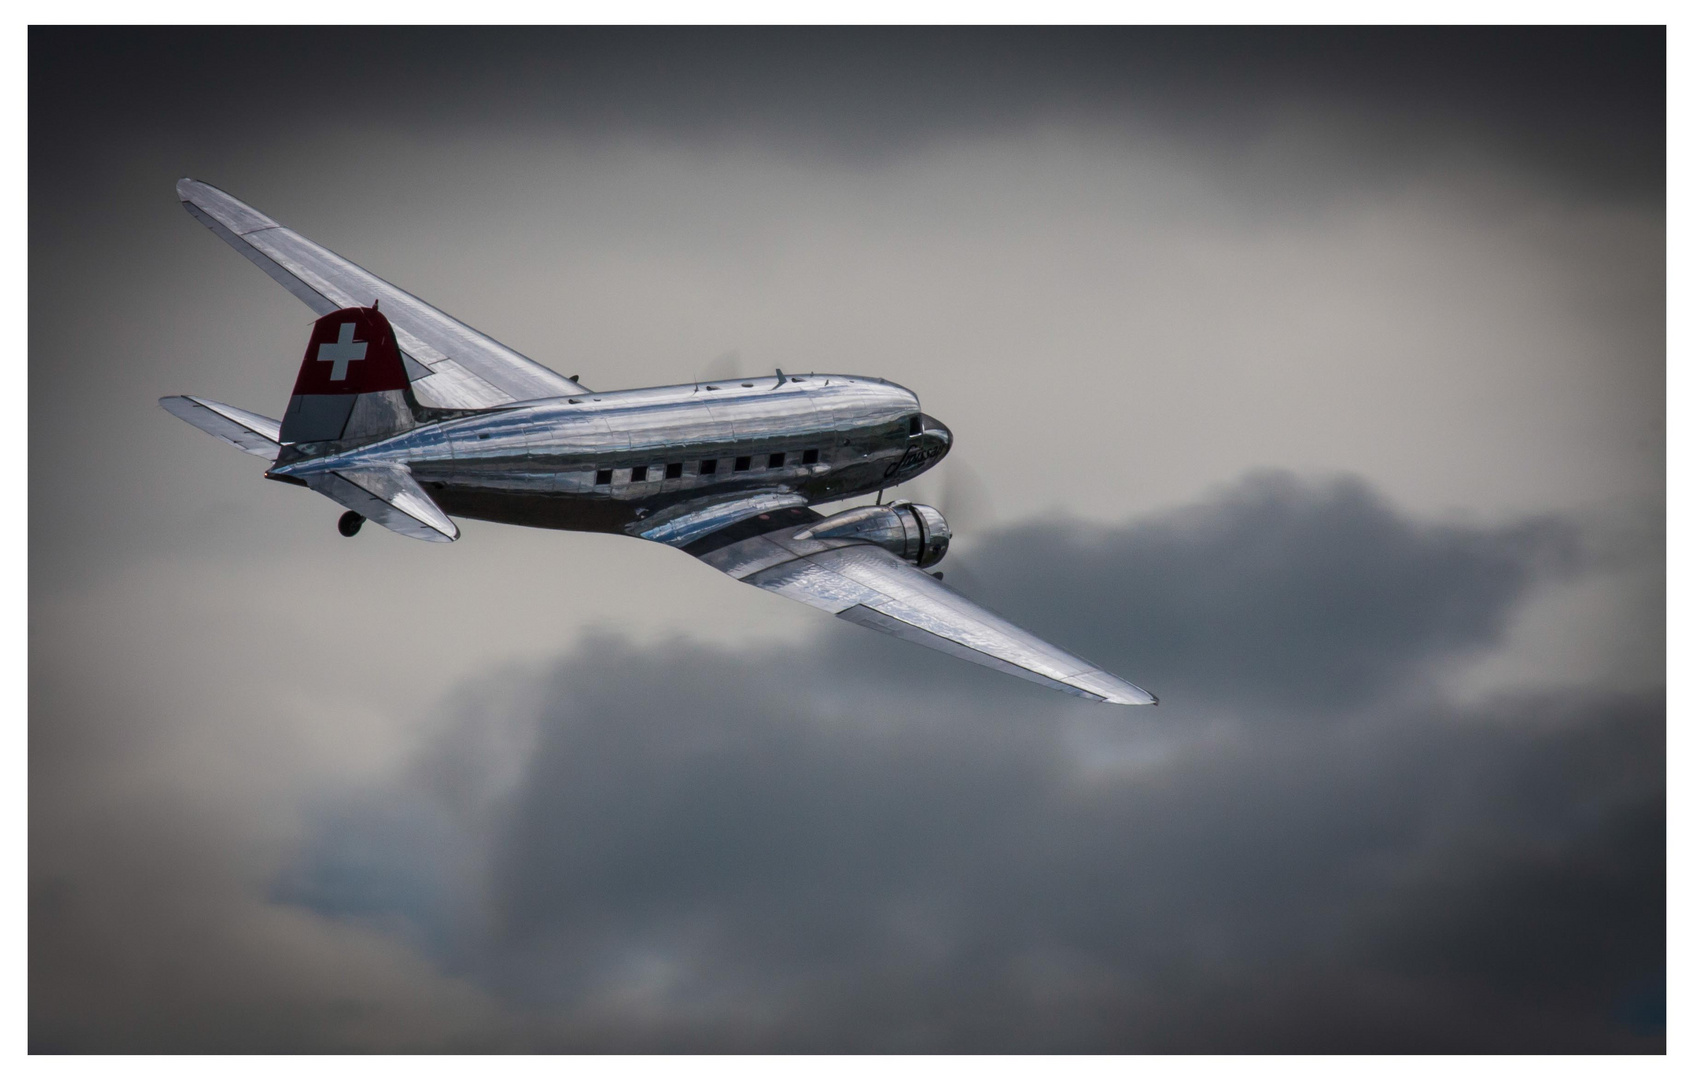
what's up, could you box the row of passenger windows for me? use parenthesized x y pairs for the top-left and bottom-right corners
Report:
(595, 448), (820, 487)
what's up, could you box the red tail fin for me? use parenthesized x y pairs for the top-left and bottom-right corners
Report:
(279, 306), (415, 445)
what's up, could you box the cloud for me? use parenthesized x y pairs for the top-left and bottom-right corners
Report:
(31, 27), (1664, 201)
(144, 473), (1658, 1054)
(26, 26), (1663, 1053)
(940, 472), (1583, 714)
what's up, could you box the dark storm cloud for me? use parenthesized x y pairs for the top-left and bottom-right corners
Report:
(940, 472), (1582, 714)
(30, 26), (1664, 200)
(237, 474), (1661, 1053)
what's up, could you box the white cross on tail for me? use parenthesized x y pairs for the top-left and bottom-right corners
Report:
(317, 323), (367, 381)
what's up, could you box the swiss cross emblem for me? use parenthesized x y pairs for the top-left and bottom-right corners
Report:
(317, 323), (367, 381)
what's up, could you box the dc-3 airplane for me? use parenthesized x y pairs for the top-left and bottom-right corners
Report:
(162, 179), (1156, 705)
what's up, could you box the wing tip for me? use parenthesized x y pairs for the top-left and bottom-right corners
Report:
(176, 177), (282, 235)
(1103, 690), (1159, 707)
(157, 394), (199, 419)
(1079, 673), (1158, 706)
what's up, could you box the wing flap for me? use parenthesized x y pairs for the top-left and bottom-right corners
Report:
(177, 179), (588, 409)
(636, 490), (813, 547)
(159, 395), (282, 458)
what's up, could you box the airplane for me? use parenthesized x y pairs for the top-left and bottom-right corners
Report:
(161, 179), (1157, 706)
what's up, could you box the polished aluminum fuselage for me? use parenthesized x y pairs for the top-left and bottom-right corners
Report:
(270, 373), (952, 534)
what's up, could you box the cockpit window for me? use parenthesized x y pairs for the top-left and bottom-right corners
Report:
(908, 415), (922, 436)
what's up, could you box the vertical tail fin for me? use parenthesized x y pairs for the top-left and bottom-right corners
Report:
(280, 305), (417, 446)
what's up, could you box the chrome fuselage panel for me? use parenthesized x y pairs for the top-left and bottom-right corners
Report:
(269, 374), (952, 534)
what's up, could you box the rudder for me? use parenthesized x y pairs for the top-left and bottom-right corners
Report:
(280, 305), (416, 446)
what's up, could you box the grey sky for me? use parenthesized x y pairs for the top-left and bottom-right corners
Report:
(29, 27), (1663, 1052)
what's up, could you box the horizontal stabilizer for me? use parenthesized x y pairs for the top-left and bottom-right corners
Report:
(159, 395), (282, 458)
(298, 464), (459, 543)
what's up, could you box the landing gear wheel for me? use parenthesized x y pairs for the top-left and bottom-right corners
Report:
(338, 510), (365, 537)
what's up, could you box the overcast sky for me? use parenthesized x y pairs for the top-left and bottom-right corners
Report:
(29, 26), (1663, 1052)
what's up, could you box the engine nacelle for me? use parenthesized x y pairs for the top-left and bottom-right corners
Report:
(795, 501), (951, 568)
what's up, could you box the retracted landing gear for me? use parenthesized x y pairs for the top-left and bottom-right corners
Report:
(338, 510), (365, 537)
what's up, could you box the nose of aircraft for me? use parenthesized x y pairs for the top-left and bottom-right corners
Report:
(919, 413), (952, 453)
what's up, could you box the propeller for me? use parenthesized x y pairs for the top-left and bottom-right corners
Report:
(938, 454), (995, 536)
(896, 453), (995, 536)
(912, 455), (995, 591)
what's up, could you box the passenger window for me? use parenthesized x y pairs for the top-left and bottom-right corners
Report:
(631, 465), (648, 482)
(802, 448), (818, 465)
(734, 456), (751, 472)
(595, 468), (612, 486)
(699, 459), (718, 475)
(768, 452), (786, 469)
(665, 462), (683, 480)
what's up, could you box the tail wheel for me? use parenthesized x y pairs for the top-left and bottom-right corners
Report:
(338, 510), (365, 537)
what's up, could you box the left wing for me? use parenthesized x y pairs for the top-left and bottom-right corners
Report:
(177, 178), (588, 409)
(675, 506), (1156, 705)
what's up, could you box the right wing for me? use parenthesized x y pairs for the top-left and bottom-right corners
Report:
(177, 178), (588, 410)
(677, 507), (1157, 705)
